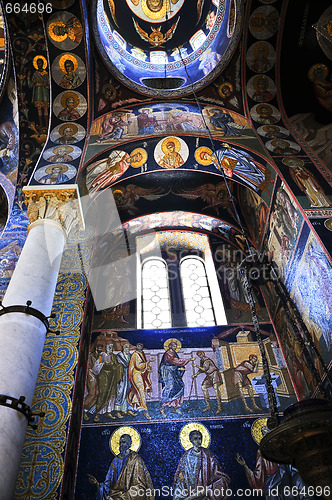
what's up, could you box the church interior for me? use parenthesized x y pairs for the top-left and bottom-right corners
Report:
(0, 0), (332, 498)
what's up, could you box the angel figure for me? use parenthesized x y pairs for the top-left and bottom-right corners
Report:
(133, 18), (179, 47)
(112, 184), (168, 215)
(173, 182), (235, 218)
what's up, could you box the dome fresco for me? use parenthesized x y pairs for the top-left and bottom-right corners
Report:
(93, 0), (241, 96)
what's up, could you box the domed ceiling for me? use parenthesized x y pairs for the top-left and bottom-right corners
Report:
(93, 0), (241, 97)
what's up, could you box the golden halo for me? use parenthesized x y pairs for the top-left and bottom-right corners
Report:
(141, 0), (170, 21)
(161, 137), (181, 154)
(45, 164), (68, 174)
(251, 418), (268, 444)
(163, 338), (182, 351)
(138, 107), (153, 114)
(324, 218), (332, 231)
(130, 148), (147, 168)
(60, 91), (80, 108)
(253, 41), (269, 58)
(195, 146), (213, 166)
(52, 145), (74, 154)
(282, 156), (304, 167)
(110, 426), (141, 455)
(59, 53), (78, 73)
(33, 55), (48, 70)
(59, 123), (78, 135)
(180, 423), (211, 450)
(48, 20), (67, 42)
(308, 63), (329, 82)
(218, 82), (233, 97)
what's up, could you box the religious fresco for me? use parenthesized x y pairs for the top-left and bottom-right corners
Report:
(46, 11), (83, 50)
(246, 41), (275, 74)
(0, 0), (330, 498)
(42, 144), (82, 162)
(274, 306), (321, 401)
(94, 0), (242, 97)
(82, 136), (273, 201)
(51, 52), (86, 89)
(248, 5), (279, 40)
(5, 11), (51, 208)
(33, 163), (77, 184)
(238, 186), (269, 247)
(250, 103), (281, 125)
(50, 122), (86, 144)
(212, 242), (269, 324)
(246, 74), (276, 103)
(88, 102), (255, 153)
(81, 325), (296, 426)
(280, 157), (332, 210)
(264, 182), (303, 281)
(25, 0), (90, 190)
(286, 225), (332, 359)
(75, 415), (317, 499)
(53, 90), (87, 121)
(70, 322), (311, 499)
(0, 85), (19, 232)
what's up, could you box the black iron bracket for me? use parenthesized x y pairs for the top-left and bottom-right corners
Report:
(0, 394), (45, 429)
(0, 300), (59, 334)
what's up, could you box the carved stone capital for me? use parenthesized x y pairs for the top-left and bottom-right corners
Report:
(22, 185), (85, 237)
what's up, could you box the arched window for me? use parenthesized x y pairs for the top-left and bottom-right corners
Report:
(138, 231), (227, 329)
(141, 257), (172, 329)
(180, 256), (216, 327)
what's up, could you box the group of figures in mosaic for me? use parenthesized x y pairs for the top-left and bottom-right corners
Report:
(85, 418), (313, 500)
(82, 334), (290, 424)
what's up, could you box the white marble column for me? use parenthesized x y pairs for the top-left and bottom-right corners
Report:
(0, 219), (65, 500)
(0, 186), (82, 500)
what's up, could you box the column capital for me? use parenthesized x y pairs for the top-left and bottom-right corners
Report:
(22, 185), (85, 237)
